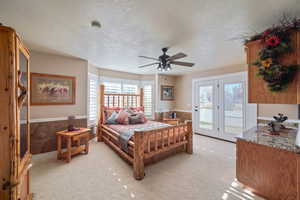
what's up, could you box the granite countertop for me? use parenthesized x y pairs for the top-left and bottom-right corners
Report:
(236, 126), (300, 153)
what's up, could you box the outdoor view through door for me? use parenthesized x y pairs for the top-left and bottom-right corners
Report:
(224, 83), (243, 134)
(193, 72), (252, 142)
(199, 85), (214, 131)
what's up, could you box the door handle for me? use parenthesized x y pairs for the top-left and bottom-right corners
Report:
(194, 109), (198, 112)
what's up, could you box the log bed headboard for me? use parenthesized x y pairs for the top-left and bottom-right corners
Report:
(99, 84), (144, 124)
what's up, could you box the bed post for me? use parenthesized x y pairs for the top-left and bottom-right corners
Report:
(97, 84), (105, 142)
(186, 120), (193, 154)
(133, 130), (145, 180)
(140, 87), (144, 108)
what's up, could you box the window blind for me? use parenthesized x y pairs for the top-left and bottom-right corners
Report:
(88, 74), (99, 125)
(143, 85), (153, 117)
(103, 82), (122, 94)
(101, 78), (154, 118)
(123, 84), (138, 94)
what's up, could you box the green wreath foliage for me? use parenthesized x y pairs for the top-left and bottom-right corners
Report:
(246, 17), (300, 92)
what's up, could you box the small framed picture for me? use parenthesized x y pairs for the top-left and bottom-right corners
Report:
(30, 73), (76, 105)
(161, 85), (174, 101)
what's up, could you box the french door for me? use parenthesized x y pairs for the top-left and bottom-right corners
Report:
(193, 72), (255, 142)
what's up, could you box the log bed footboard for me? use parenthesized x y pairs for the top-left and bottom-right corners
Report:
(97, 84), (193, 180)
(97, 121), (193, 180)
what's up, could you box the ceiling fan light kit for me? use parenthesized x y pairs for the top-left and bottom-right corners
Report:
(138, 48), (194, 72)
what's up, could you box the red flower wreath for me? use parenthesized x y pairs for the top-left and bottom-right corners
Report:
(266, 35), (280, 46)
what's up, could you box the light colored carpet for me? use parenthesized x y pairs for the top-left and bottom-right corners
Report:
(31, 135), (265, 200)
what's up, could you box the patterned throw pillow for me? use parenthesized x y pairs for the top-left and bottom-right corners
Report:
(129, 106), (144, 112)
(105, 111), (118, 124)
(129, 113), (147, 124)
(123, 108), (135, 115)
(115, 110), (130, 124)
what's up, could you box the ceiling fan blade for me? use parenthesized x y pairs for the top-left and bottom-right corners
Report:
(167, 52), (187, 61)
(138, 62), (159, 68)
(170, 61), (194, 67)
(139, 56), (159, 61)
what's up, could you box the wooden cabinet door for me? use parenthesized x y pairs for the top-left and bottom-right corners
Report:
(0, 26), (15, 200)
(246, 31), (300, 104)
(16, 36), (32, 200)
(237, 140), (298, 200)
(0, 26), (31, 200)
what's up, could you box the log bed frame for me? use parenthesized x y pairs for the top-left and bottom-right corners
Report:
(97, 84), (193, 180)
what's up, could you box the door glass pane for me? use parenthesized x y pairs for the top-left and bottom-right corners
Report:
(224, 83), (243, 134)
(19, 51), (28, 159)
(199, 86), (213, 130)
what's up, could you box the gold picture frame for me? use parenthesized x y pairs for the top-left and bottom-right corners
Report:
(30, 73), (76, 105)
(161, 85), (174, 101)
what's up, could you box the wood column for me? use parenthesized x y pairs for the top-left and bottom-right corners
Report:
(185, 121), (193, 154)
(140, 88), (144, 108)
(97, 84), (105, 142)
(133, 131), (145, 180)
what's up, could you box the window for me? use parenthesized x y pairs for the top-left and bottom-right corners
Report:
(88, 74), (99, 125)
(123, 84), (138, 94)
(103, 82), (121, 94)
(143, 85), (153, 117)
(101, 77), (154, 118)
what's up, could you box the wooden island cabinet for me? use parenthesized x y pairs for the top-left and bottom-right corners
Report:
(245, 31), (300, 104)
(236, 127), (300, 200)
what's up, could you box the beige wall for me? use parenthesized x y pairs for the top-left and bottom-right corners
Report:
(156, 74), (177, 112)
(258, 104), (298, 119)
(30, 51), (88, 119)
(174, 64), (299, 120)
(89, 64), (156, 81)
(98, 66), (141, 80)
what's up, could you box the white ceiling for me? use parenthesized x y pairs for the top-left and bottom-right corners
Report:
(1, 0), (300, 75)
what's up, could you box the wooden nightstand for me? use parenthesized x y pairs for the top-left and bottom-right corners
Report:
(56, 128), (90, 163)
(162, 118), (180, 125)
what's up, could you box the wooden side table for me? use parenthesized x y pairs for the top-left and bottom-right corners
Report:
(56, 128), (90, 163)
(162, 118), (180, 125)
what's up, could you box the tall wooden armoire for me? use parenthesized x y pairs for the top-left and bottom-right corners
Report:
(0, 26), (31, 200)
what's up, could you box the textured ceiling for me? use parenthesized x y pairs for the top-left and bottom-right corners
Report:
(1, 0), (300, 75)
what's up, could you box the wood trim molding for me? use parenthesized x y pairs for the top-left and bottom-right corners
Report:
(29, 115), (87, 123)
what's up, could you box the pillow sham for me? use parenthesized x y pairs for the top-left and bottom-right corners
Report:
(105, 111), (118, 124)
(129, 106), (144, 112)
(115, 110), (130, 124)
(129, 113), (147, 124)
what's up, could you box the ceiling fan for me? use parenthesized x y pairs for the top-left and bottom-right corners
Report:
(138, 47), (195, 71)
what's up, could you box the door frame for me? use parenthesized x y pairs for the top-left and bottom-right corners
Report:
(192, 72), (249, 141)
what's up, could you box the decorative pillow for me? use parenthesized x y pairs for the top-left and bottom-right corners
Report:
(124, 108), (135, 115)
(130, 106), (144, 112)
(104, 110), (114, 120)
(129, 113), (147, 124)
(105, 111), (118, 124)
(103, 107), (121, 122)
(115, 110), (130, 124)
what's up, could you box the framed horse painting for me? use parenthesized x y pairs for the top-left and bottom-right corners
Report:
(30, 73), (76, 105)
